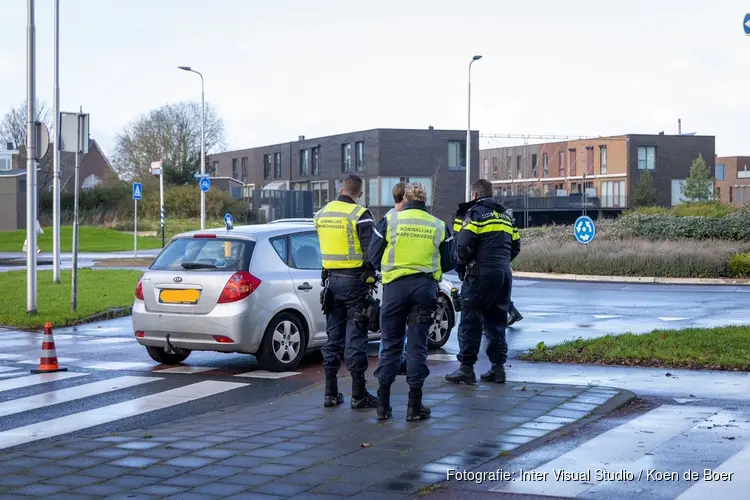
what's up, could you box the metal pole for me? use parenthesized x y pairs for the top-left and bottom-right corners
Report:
(200, 74), (206, 230)
(160, 171), (165, 247)
(26, 0), (37, 314)
(52, 0), (60, 284)
(134, 199), (138, 258)
(465, 61), (473, 202)
(71, 108), (81, 313)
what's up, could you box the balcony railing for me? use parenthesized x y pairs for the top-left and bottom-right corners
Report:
(495, 194), (629, 210)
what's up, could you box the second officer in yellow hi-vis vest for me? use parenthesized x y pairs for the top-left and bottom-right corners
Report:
(314, 175), (378, 410)
(368, 183), (457, 421)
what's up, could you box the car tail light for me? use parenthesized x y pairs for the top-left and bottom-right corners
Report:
(135, 331), (145, 338)
(213, 335), (234, 343)
(135, 275), (144, 300)
(194, 234), (216, 238)
(218, 271), (261, 303)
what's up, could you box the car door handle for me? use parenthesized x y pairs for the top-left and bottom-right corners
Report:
(298, 282), (313, 291)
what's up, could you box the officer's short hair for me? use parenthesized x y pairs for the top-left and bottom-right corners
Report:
(404, 182), (428, 203)
(471, 179), (493, 198)
(342, 175), (363, 197)
(392, 182), (405, 204)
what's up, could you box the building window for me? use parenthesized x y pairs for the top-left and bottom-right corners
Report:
(738, 166), (749, 179)
(447, 141), (466, 170)
(715, 164), (725, 180)
(531, 154), (538, 177)
(241, 157), (248, 182)
(516, 156), (521, 178)
(311, 180), (328, 209)
(377, 176), (432, 206)
(232, 158), (238, 179)
(408, 176), (433, 206)
(312, 146), (320, 176)
(493, 157), (499, 179)
(81, 174), (102, 190)
(506, 156), (511, 179)
(569, 149), (577, 176)
(543, 153), (549, 177)
(586, 147), (594, 176)
(601, 180), (626, 208)
(263, 155), (271, 179)
(715, 186), (721, 200)
(559, 151), (565, 176)
(355, 141), (364, 171)
(274, 153), (282, 178)
(366, 178), (379, 206)
(483, 158), (489, 178)
(299, 149), (309, 177)
(211, 160), (219, 176)
(600, 146), (607, 175)
(637, 146), (656, 170)
(292, 181), (310, 191)
(341, 144), (352, 173)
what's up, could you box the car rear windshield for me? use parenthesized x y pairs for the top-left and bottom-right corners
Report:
(150, 237), (255, 272)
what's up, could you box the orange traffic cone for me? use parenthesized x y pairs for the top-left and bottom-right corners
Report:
(30, 322), (68, 374)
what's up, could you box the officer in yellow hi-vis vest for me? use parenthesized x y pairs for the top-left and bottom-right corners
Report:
(313, 174), (378, 410)
(446, 178), (520, 385)
(368, 183), (457, 421)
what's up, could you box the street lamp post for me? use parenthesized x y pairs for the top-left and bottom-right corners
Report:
(178, 66), (206, 230)
(466, 55), (482, 202)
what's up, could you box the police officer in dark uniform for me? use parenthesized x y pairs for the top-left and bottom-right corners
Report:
(314, 175), (378, 409)
(369, 182), (457, 421)
(446, 178), (520, 384)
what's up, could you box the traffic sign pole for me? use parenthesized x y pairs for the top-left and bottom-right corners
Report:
(160, 171), (165, 248)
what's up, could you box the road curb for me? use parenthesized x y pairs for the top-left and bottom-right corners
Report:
(512, 271), (750, 286)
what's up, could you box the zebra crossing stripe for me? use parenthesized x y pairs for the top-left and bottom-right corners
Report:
(0, 372), (86, 394)
(675, 443), (750, 498)
(0, 380), (246, 450)
(489, 405), (721, 497)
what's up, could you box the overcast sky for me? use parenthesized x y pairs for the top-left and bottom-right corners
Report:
(0, 0), (747, 156)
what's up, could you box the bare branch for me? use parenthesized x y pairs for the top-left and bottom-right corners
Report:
(0, 100), (52, 148)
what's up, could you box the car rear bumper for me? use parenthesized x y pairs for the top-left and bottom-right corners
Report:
(131, 299), (271, 354)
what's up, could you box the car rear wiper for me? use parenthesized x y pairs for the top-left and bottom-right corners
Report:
(181, 262), (217, 269)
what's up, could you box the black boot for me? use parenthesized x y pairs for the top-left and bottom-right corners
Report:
(480, 364), (506, 383)
(445, 364), (476, 384)
(323, 378), (344, 407)
(376, 384), (392, 420)
(507, 306), (523, 326)
(350, 375), (378, 409)
(398, 360), (407, 376)
(406, 387), (431, 421)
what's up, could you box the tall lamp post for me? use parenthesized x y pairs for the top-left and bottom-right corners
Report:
(178, 66), (206, 230)
(466, 55), (482, 202)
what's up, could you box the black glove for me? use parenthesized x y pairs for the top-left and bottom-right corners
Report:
(457, 263), (466, 281)
(360, 269), (376, 286)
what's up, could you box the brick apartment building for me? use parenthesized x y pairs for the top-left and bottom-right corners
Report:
(480, 133), (716, 210)
(714, 156), (750, 205)
(207, 127), (480, 222)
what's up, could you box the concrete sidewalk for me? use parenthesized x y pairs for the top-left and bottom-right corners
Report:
(0, 374), (632, 500)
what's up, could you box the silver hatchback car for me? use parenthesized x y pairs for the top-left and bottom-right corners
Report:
(132, 219), (458, 372)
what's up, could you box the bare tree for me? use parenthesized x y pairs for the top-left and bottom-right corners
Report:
(0, 100), (52, 148)
(111, 101), (227, 182)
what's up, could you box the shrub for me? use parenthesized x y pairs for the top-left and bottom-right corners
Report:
(634, 202), (739, 218)
(728, 253), (750, 278)
(513, 238), (750, 278)
(612, 206), (750, 241)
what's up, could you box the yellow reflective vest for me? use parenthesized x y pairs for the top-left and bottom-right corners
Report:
(381, 208), (446, 284)
(313, 200), (368, 269)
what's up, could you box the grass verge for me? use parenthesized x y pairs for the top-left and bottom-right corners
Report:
(519, 326), (750, 371)
(0, 269), (142, 329)
(0, 226), (163, 253)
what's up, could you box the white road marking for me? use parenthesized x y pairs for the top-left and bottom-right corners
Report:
(0, 380), (246, 450)
(85, 362), (154, 370)
(592, 315), (621, 319)
(0, 354), (25, 360)
(0, 371), (24, 379)
(0, 372), (87, 393)
(17, 357), (79, 364)
(489, 405), (721, 497)
(234, 370), (300, 379)
(0, 376), (160, 417)
(88, 337), (133, 344)
(657, 317), (688, 321)
(676, 442), (750, 498)
(427, 354), (456, 361)
(0, 367), (18, 374)
(674, 398), (704, 404)
(156, 366), (217, 374)
(526, 312), (556, 317)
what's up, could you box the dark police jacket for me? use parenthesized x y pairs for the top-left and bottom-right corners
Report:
(456, 197), (521, 272)
(368, 200), (458, 277)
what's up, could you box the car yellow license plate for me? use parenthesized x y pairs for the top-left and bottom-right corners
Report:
(159, 289), (200, 304)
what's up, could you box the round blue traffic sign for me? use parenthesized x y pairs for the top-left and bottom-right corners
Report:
(199, 177), (211, 193)
(224, 213), (234, 228)
(574, 215), (596, 244)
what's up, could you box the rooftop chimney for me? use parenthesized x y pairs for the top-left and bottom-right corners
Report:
(659, 131), (664, 135)
(428, 125), (434, 130)
(298, 135), (305, 141)
(678, 118), (682, 134)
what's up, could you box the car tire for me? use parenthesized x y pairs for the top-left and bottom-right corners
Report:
(145, 345), (191, 365)
(428, 295), (453, 350)
(257, 312), (307, 372)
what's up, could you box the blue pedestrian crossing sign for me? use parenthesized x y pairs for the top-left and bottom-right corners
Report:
(132, 182), (142, 200)
(744, 13), (750, 35)
(224, 213), (234, 230)
(574, 215), (595, 244)
(199, 177), (211, 192)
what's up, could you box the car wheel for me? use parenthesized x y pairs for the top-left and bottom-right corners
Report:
(257, 312), (307, 372)
(428, 295), (453, 350)
(145, 345), (191, 364)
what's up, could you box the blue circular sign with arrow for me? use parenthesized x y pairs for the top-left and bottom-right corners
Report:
(224, 213), (234, 229)
(574, 215), (596, 244)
